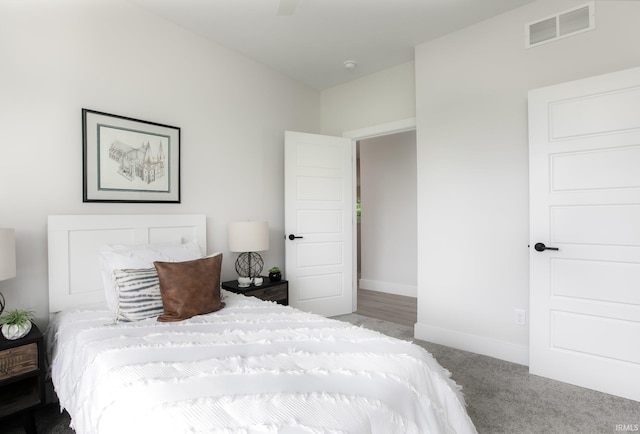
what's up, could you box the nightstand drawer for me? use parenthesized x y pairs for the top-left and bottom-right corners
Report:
(0, 342), (38, 380)
(250, 285), (287, 302)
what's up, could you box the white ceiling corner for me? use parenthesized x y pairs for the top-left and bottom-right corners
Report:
(127, 0), (535, 90)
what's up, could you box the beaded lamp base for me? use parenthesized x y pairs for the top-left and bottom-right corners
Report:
(234, 252), (264, 278)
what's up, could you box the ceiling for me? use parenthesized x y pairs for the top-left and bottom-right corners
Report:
(128, 0), (535, 90)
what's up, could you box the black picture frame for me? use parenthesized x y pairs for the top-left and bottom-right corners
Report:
(82, 109), (180, 203)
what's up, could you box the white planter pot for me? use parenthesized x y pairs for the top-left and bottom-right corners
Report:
(1, 321), (32, 340)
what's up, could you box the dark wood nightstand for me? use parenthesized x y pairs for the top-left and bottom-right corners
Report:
(0, 324), (46, 434)
(222, 278), (289, 305)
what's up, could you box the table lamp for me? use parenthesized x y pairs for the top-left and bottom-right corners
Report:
(228, 221), (269, 279)
(0, 228), (16, 315)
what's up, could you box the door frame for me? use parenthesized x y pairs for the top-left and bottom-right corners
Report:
(342, 117), (417, 310)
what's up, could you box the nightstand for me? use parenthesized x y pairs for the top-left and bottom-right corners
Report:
(0, 324), (45, 434)
(222, 278), (289, 305)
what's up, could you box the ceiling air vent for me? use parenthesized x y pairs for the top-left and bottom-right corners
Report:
(526, 2), (595, 48)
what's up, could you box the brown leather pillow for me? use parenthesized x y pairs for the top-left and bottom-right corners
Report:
(154, 253), (224, 322)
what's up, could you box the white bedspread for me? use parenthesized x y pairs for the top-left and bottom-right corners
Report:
(49, 291), (477, 434)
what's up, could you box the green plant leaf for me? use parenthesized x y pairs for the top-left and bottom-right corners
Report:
(0, 309), (34, 326)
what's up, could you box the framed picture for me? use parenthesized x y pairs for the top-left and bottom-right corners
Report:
(82, 109), (180, 203)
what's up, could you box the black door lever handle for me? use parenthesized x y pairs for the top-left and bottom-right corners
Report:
(288, 234), (303, 241)
(534, 242), (559, 252)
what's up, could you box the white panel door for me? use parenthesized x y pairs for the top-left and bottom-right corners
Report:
(284, 131), (353, 316)
(529, 66), (640, 401)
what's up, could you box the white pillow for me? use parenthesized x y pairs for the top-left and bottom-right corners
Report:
(99, 241), (203, 312)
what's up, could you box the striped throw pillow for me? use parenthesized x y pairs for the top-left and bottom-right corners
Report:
(113, 268), (163, 323)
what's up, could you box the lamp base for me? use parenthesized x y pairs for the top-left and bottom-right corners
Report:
(0, 291), (4, 316)
(234, 252), (264, 278)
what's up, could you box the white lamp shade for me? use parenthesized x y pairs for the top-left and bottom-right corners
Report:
(228, 221), (269, 252)
(0, 228), (16, 281)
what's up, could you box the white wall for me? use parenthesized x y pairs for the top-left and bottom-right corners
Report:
(414, 0), (640, 364)
(0, 0), (320, 327)
(359, 131), (417, 297)
(321, 61), (416, 136)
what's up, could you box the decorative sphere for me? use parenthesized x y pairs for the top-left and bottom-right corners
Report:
(235, 252), (264, 278)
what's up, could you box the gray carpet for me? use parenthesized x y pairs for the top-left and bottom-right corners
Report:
(333, 314), (640, 434)
(4, 313), (639, 433)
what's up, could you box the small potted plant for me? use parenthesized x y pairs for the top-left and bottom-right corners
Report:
(268, 266), (282, 282)
(0, 308), (34, 340)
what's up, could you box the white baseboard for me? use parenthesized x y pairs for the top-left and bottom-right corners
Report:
(358, 279), (417, 298)
(414, 322), (529, 366)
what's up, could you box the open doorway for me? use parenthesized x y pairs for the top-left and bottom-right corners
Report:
(355, 130), (417, 326)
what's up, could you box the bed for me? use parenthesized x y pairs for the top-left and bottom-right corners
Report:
(46, 214), (477, 434)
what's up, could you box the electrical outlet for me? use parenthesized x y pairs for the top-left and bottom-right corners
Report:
(514, 309), (526, 325)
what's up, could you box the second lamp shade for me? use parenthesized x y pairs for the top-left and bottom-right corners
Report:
(228, 221), (269, 252)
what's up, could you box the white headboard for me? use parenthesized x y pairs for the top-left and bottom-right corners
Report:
(48, 214), (206, 313)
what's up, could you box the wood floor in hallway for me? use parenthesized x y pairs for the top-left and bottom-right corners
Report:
(355, 288), (417, 327)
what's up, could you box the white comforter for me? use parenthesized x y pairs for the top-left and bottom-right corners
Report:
(49, 291), (477, 434)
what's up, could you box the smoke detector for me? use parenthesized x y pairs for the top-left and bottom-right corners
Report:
(344, 60), (357, 71)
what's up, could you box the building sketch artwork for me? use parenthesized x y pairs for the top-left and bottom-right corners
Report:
(109, 140), (166, 184)
(84, 110), (179, 202)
